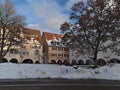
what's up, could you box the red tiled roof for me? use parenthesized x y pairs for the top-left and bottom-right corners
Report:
(42, 32), (63, 41)
(23, 28), (43, 44)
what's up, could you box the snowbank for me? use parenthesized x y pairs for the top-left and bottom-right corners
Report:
(0, 63), (120, 80)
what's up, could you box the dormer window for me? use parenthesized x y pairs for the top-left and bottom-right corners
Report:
(57, 42), (59, 45)
(51, 41), (56, 45)
(33, 34), (38, 37)
(57, 42), (62, 46)
(63, 42), (66, 46)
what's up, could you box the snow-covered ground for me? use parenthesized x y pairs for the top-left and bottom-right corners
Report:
(0, 63), (120, 80)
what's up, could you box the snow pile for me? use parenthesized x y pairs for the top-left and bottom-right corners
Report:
(0, 63), (75, 79)
(94, 64), (120, 80)
(0, 63), (120, 80)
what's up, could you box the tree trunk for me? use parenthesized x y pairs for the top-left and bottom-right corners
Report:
(93, 50), (98, 68)
(0, 54), (3, 63)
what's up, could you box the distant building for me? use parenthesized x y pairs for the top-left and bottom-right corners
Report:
(69, 40), (120, 65)
(4, 28), (43, 63)
(42, 32), (69, 64)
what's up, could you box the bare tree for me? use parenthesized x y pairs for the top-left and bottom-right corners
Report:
(0, 0), (24, 62)
(60, 0), (120, 67)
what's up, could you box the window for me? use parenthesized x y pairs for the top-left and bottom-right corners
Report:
(64, 54), (67, 57)
(103, 49), (107, 53)
(22, 45), (26, 48)
(51, 41), (56, 45)
(51, 53), (57, 57)
(63, 43), (67, 46)
(64, 48), (69, 51)
(34, 46), (37, 49)
(57, 42), (60, 45)
(64, 54), (69, 57)
(32, 45), (41, 49)
(58, 54), (63, 57)
(67, 54), (69, 57)
(22, 51), (29, 56)
(58, 47), (63, 51)
(9, 49), (18, 54)
(57, 42), (62, 46)
(35, 50), (39, 56)
(33, 34), (38, 37)
(39, 45), (41, 49)
(75, 51), (80, 57)
(52, 47), (57, 50)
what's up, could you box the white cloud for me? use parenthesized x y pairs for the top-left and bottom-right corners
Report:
(15, 0), (82, 33)
(26, 24), (40, 30)
(66, 0), (82, 10)
(24, 0), (68, 33)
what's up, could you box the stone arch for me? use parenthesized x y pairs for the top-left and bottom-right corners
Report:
(63, 60), (69, 65)
(22, 59), (33, 64)
(78, 59), (84, 65)
(35, 61), (40, 64)
(51, 60), (56, 64)
(109, 58), (120, 63)
(2, 58), (8, 63)
(57, 60), (62, 65)
(71, 59), (77, 65)
(97, 58), (106, 66)
(10, 58), (18, 63)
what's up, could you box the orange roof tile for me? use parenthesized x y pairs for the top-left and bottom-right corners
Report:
(42, 32), (63, 41)
(23, 28), (43, 44)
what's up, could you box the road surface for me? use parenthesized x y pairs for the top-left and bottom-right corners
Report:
(0, 79), (120, 90)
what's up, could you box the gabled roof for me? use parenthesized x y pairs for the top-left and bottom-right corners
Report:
(23, 28), (43, 44)
(42, 32), (63, 41)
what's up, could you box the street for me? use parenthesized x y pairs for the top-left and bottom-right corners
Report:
(0, 79), (120, 90)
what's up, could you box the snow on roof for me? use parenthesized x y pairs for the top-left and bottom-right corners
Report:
(42, 32), (64, 46)
(23, 28), (43, 44)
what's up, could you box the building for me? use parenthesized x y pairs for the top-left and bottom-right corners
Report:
(42, 32), (69, 64)
(2, 28), (120, 65)
(69, 40), (120, 65)
(4, 28), (43, 63)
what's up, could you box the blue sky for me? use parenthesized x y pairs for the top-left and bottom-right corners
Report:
(9, 0), (80, 33)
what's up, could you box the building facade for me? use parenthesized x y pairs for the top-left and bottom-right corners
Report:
(2, 28), (119, 65)
(42, 32), (69, 64)
(4, 28), (43, 63)
(69, 40), (120, 65)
